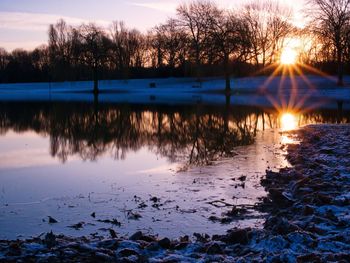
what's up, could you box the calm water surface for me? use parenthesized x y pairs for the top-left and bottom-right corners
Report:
(0, 101), (349, 239)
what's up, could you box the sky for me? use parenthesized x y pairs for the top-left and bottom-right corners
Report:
(0, 0), (305, 51)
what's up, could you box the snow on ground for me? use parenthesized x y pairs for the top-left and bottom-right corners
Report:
(0, 75), (349, 109)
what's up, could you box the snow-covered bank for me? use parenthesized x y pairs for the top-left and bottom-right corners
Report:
(0, 75), (349, 110)
(1, 125), (349, 262)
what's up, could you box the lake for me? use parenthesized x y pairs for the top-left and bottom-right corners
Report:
(0, 100), (349, 240)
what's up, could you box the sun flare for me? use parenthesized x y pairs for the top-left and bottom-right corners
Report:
(280, 112), (298, 131)
(280, 47), (297, 65)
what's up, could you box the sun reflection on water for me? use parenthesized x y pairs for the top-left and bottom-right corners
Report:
(279, 112), (299, 145)
(280, 112), (298, 132)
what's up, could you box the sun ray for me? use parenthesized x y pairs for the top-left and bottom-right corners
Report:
(287, 66), (298, 110)
(299, 64), (337, 81)
(278, 65), (288, 110)
(293, 64), (316, 90)
(250, 63), (278, 77)
(251, 36), (336, 116)
(258, 64), (283, 93)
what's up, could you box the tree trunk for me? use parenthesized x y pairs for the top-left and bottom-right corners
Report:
(224, 95), (230, 132)
(224, 54), (230, 94)
(195, 46), (201, 81)
(337, 47), (344, 86)
(93, 66), (99, 94)
(157, 46), (162, 69)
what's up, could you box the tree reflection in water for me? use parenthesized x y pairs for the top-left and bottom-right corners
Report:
(0, 101), (348, 166)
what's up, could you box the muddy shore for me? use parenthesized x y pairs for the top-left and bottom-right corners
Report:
(1, 125), (349, 262)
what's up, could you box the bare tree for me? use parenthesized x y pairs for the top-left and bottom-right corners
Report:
(110, 22), (147, 79)
(149, 27), (165, 69)
(110, 21), (132, 78)
(208, 10), (251, 92)
(151, 19), (189, 72)
(308, 0), (350, 85)
(48, 20), (77, 79)
(0, 48), (9, 71)
(243, 0), (293, 68)
(128, 30), (148, 68)
(78, 24), (112, 94)
(31, 45), (50, 72)
(176, 1), (219, 79)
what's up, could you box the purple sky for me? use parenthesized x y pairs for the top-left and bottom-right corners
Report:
(0, 0), (305, 51)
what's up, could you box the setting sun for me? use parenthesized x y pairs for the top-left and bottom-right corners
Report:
(280, 47), (298, 65)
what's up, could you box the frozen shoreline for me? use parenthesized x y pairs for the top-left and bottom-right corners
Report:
(1, 124), (349, 262)
(0, 75), (349, 110)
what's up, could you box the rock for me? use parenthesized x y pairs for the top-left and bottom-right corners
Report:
(263, 235), (288, 253)
(314, 193), (332, 205)
(141, 235), (156, 243)
(129, 231), (143, 241)
(238, 175), (247, 181)
(90, 212), (96, 218)
(297, 253), (321, 262)
(117, 248), (140, 257)
(223, 229), (250, 245)
(208, 215), (220, 222)
(129, 231), (156, 242)
(158, 237), (171, 249)
(69, 222), (84, 230)
(71, 243), (96, 253)
(303, 205), (315, 216)
(265, 217), (301, 234)
(179, 235), (189, 243)
(268, 188), (294, 204)
(43, 231), (57, 248)
(146, 242), (161, 251)
(97, 218), (121, 226)
(174, 242), (188, 250)
(127, 211), (142, 220)
(314, 193), (333, 205)
(225, 206), (248, 217)
(138, 202), (147, 209)
(93, 252), (114, 261)
(150, 196), (160, 202)
(48, 216), (58, 224)
(119, 255), (140, 262)
(193, 233), (210, 242)
(97, 239), (119, 249)
(325, 209), (338, 222)
(206, 242), (224, 255)
(109, 229), (117, 239)
(118, 240), (141, 251)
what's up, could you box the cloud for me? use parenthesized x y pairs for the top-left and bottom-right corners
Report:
(130, 1), (178, 13)
(0, 12), (111, 51)
(0, 11), (110, 32)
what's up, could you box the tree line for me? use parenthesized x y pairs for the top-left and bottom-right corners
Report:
(0, 0), (349, 90)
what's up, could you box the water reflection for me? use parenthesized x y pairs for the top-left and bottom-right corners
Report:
(0, 102), (349, 165)
(280, 112), (298, 132)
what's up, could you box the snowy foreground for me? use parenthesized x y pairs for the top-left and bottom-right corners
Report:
(1, 125), (349, 262)
(0, 75), (349, 109)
